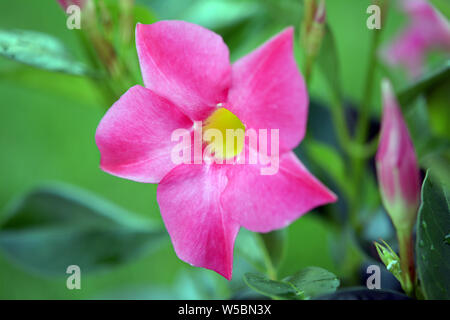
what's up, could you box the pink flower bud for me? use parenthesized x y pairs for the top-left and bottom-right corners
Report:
(376, 79), (421, 231)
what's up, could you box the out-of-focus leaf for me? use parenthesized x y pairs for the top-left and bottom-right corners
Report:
(430, 0), (450, 19)
(398, 60), (450, 109)
(427, 78), (450, 138)
(0, 29), (92, 76)
(0, 65), (99, 104)
(416, 171), (450, 299)
(182, 0), (260, 30)
(243, 272), (299, 300)
(283, 266), (340, 299)
(235, 229), (266, 273)
(133, 4), (158, 24)
(421, 148), (450, 187)
(405, 96), (450, 186)
(306, 140), (350, 197)
(260, 229), (286, 270)
(236, 229), (286, 276)
(316, 287), (409, 300)
(317, 24), (343, 100)
(0, 184), (166, 275)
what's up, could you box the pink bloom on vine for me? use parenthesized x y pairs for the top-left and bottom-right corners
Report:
(376, 79), (421, 231)
(382, 0), (450, 78)
(95, 21), (337, 279)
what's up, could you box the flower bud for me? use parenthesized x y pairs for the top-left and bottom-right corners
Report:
(375, 79), (421, 232)
(301, 0), (326, 82)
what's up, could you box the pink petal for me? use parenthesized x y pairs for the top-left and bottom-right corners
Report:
(136, 21), (231, 121)
(222, 152), (337, 233)
(382, 0), (450, 78)
(57, 0), (86, 10)
(156, 164), (239, 280)
(95, 85), (193, 183)
(376, 80), (420, 209)
(226, 27), (308, 153)
(382, 26), (428, 78)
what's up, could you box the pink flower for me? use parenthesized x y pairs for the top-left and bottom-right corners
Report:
(382, 0), (450, 78)
(376, 79), (421, 231)
(57, 0), (86, 10)
(95, 21), (337, 279)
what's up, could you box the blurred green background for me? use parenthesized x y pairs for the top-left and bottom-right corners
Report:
(0, 0), (446, 299)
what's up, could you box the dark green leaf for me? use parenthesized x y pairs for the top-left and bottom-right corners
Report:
(284, 266), (340, 299)
(260, 229), (286, 270)
(0, 29), (92, 76)
(243, 272), (299, 299)
(0, 184), (166, 275)
(398, 60), (450, 109)
(416, 171), (450, 299)
(316, 287), (409, 300)
(306, 141), (350, 197)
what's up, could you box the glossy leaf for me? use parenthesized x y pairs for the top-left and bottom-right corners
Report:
(0, 184), (166, 275)
(416, 171), (450, 299)
(283, 266), (340, 299)
(243, 272), (299, 300)
(244, 266), (339, 300)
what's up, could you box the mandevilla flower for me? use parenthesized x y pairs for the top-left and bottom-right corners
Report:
(95, 21), (337, 279)
(382, 0), (450, 78)
(376, 79), (421, 232)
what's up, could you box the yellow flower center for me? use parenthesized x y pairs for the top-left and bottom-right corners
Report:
(202, 107), (245, 159)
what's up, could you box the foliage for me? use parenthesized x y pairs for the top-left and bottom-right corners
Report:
(0, 0), (448, 300)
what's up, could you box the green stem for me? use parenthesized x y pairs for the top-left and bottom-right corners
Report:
(349, 1), (387, 228)
(397, 228), (416, 297)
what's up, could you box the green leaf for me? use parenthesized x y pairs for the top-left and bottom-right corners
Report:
(0, 29), (92, 76)
(182, 0), (259, 30)
(283, 266), (340, 299)
(244, 267), (340, 300)
(243, 272), (299, 300)
(421, 148), (450, 187)
(398, 60), (450, 110)
(430, 0), (450, 19)
(235, 229), (267, 273)
(317, 24), (343, 101)
(260, 229), (286, 271)
(0, 184), (166, 275)
(236, 229), (286, 277)
(416, 171), (450, 299)
(306, 140), (350, 197)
